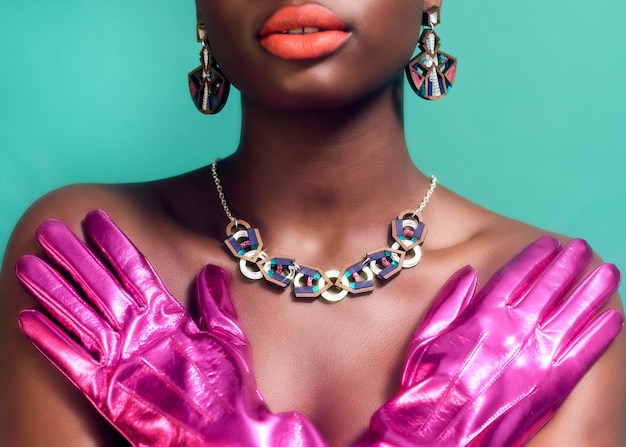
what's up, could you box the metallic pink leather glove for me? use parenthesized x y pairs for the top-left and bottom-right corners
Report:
(17, 210), (327, 447)
(357, 236), (623, 447)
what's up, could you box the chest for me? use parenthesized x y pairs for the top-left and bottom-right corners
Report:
(236, 279), (434, 445)
(143, 231), (470, 446)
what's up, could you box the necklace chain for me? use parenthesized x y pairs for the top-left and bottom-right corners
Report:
(414, 175), (437, 215)
(210, 158), (437, 303)
(211, 159), (235, 222)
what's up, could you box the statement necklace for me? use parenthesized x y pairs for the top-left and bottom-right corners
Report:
(211, 159), (437, 303)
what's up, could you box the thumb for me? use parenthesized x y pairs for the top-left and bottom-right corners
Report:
(412, 265), (477, 344)
(195, 264), (250, 347)
(401, 266), (477, 387)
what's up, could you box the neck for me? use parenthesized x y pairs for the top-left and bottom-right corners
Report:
(217, 79), (432, 231)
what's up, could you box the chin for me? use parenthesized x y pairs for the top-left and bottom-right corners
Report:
(270, 92), (360, 112)
(243, 74), (398, 114)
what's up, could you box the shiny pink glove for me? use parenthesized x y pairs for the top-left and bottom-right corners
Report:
(17, 210), (327, 447)
(357, 236), (623, 447)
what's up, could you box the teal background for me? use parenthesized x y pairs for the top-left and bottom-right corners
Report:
(1, 1), (625, 298)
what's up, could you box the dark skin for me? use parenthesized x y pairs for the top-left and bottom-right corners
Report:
(1, 0), (624, 446)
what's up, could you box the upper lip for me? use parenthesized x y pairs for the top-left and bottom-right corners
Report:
(258, 4), (348, 37)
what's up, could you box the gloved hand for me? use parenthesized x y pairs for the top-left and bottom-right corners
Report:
(357, 236), (623, 447)
(17, 210), (327, 447)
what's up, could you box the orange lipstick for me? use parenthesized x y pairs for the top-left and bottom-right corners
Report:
(258, 4), (350, 60)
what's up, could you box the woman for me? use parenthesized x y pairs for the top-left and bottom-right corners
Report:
(1, 0), (624, 446)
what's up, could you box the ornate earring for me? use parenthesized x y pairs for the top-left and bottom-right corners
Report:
(405, 7), (457, 100)
(188, 25), (230, 114)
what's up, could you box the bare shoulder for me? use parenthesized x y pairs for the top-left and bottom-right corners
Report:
(442, 193), (625, 446)
(0, 173), (211, 446)
(432, 187), (618, 284)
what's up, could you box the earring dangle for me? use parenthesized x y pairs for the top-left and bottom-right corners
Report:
(188, 25), (230, 114)
(406, 7), (457, 100)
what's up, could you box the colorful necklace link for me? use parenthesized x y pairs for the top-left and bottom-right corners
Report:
(211, 159), (437, 303)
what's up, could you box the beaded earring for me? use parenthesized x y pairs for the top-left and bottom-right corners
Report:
(188, 25), (230, 114)
(406, 7), (457, 100)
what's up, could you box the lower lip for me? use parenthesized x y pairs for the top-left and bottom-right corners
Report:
(259, 31), (350, 60)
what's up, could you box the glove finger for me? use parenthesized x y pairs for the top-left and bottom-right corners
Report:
(515, 239), (592, 318)
(543, 263), (621, 357)
(401, 266), (477, 388)
(478, 236), (561, 308)
(16, 255), (115, 358)
(37, 218), (135, 329)
(468, 309), (623, 446)
(196, 265), (250, 347)
(553, 308), (623, 376)
(19, 309), (102, 398)
(83, 210), (174, 312)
